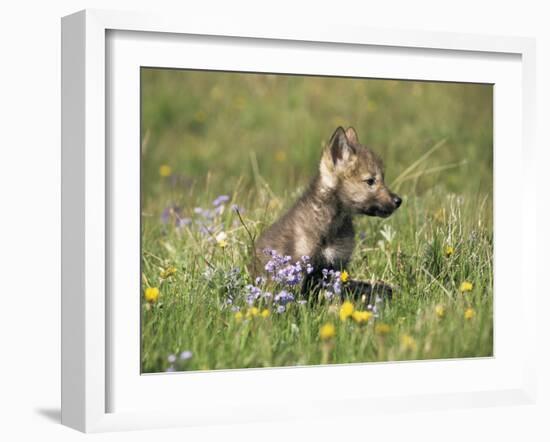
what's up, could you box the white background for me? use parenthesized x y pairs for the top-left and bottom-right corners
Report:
(0, 1), (548, 441)
(109, 30), (524, 415)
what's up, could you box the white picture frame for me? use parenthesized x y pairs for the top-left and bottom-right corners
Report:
(61, 9), (537, 433)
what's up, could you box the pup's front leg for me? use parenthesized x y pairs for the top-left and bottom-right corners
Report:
(343, 279), (393, 304)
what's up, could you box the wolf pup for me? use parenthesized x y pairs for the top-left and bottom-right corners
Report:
(253, 126), (402, 302)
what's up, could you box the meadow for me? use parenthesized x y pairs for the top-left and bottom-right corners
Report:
(140, 68), (493, 373)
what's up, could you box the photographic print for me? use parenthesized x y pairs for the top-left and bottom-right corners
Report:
(140, 68), (493, 373)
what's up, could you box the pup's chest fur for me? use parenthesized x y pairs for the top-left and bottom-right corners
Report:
(300, 210), (355, 269)
(318, 222), (355, 268)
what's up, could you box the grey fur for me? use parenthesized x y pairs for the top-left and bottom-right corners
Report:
(252, 126), (402, 299)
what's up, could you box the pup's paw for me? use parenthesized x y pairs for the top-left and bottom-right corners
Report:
(370, 281), (395, 300)
(344, 279), (395, 304)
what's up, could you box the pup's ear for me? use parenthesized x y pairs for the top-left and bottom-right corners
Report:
(320, 127), (357, 187)
(345, 127), (359, 144)
(328, 126), (356, 166)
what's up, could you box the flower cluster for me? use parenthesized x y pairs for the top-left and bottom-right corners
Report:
(165, 350), (193, 372)
(243, 282), (272, 306)
(160, 195), (240, 239)
(160, 205), (191, 229)
(160, 266), (177, 279)
(204, 266), (247, 309)
(234, 307), (271, 322)
(242, 283), (296, 313)
(235, 249), (313, 314)
(264, 249), (313, 286)
(320, 269), (342, 299)
(264, 249), (314, 312)
(273, 290), (295, 313)
(338, 300), (373, 324)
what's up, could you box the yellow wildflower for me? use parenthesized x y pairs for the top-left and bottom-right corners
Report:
(144, 287), (159, 303)
(319, 323), (336, 340)
(194, 110), (206, 123)
(435, 304), (446, 318)
(160, 266), (177, 279)
(260, 309), (270, 318)
(246, 307), (259, 318)
(217, 239), (228, 248)
(459, 281), (474, 293)
(375, 323), (391, 335)
(340, 270), (349, 283)
(274, 150), (287, 162)
(444, 245), (454, 257)
(234, 311), (243, 322)
(159, 164), (172, 177)
(464, 307), (475, 320)
(339, 301), (354, 321)
(351, 310), (373, 324)
(400, 334), (417, 351)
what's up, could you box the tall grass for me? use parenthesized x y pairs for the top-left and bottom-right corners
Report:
(140, 69), (493, 373)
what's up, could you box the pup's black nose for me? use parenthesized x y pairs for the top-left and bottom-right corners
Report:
(393, 195), (402, 208)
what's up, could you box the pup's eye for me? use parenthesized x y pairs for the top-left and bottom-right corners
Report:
(365, 178), (376, 186)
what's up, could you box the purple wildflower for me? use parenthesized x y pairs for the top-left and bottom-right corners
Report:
(264, 249), (292, 274)
(198, 223), (214, 236)
(321, 268), (342, 299)
(212, 195), (230, 207)
(161, 205), (181, 225)
(167, 354), (177, 364)
(179, 351), (193, 361)
(245, 284), (263, 305)
(301, 256), (314, 274)
(194, 207), (215, 220)
(161, 207), (171, 224)
(274, 290), (294, 306)
(263, 249), (312, 287)
(175, 216), (191, 228)
(276, 305), (286, 314)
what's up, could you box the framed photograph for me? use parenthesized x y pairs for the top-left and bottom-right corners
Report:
(61, 9), (537, 432)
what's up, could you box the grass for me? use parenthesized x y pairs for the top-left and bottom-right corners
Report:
(140, 68), (493, 373)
